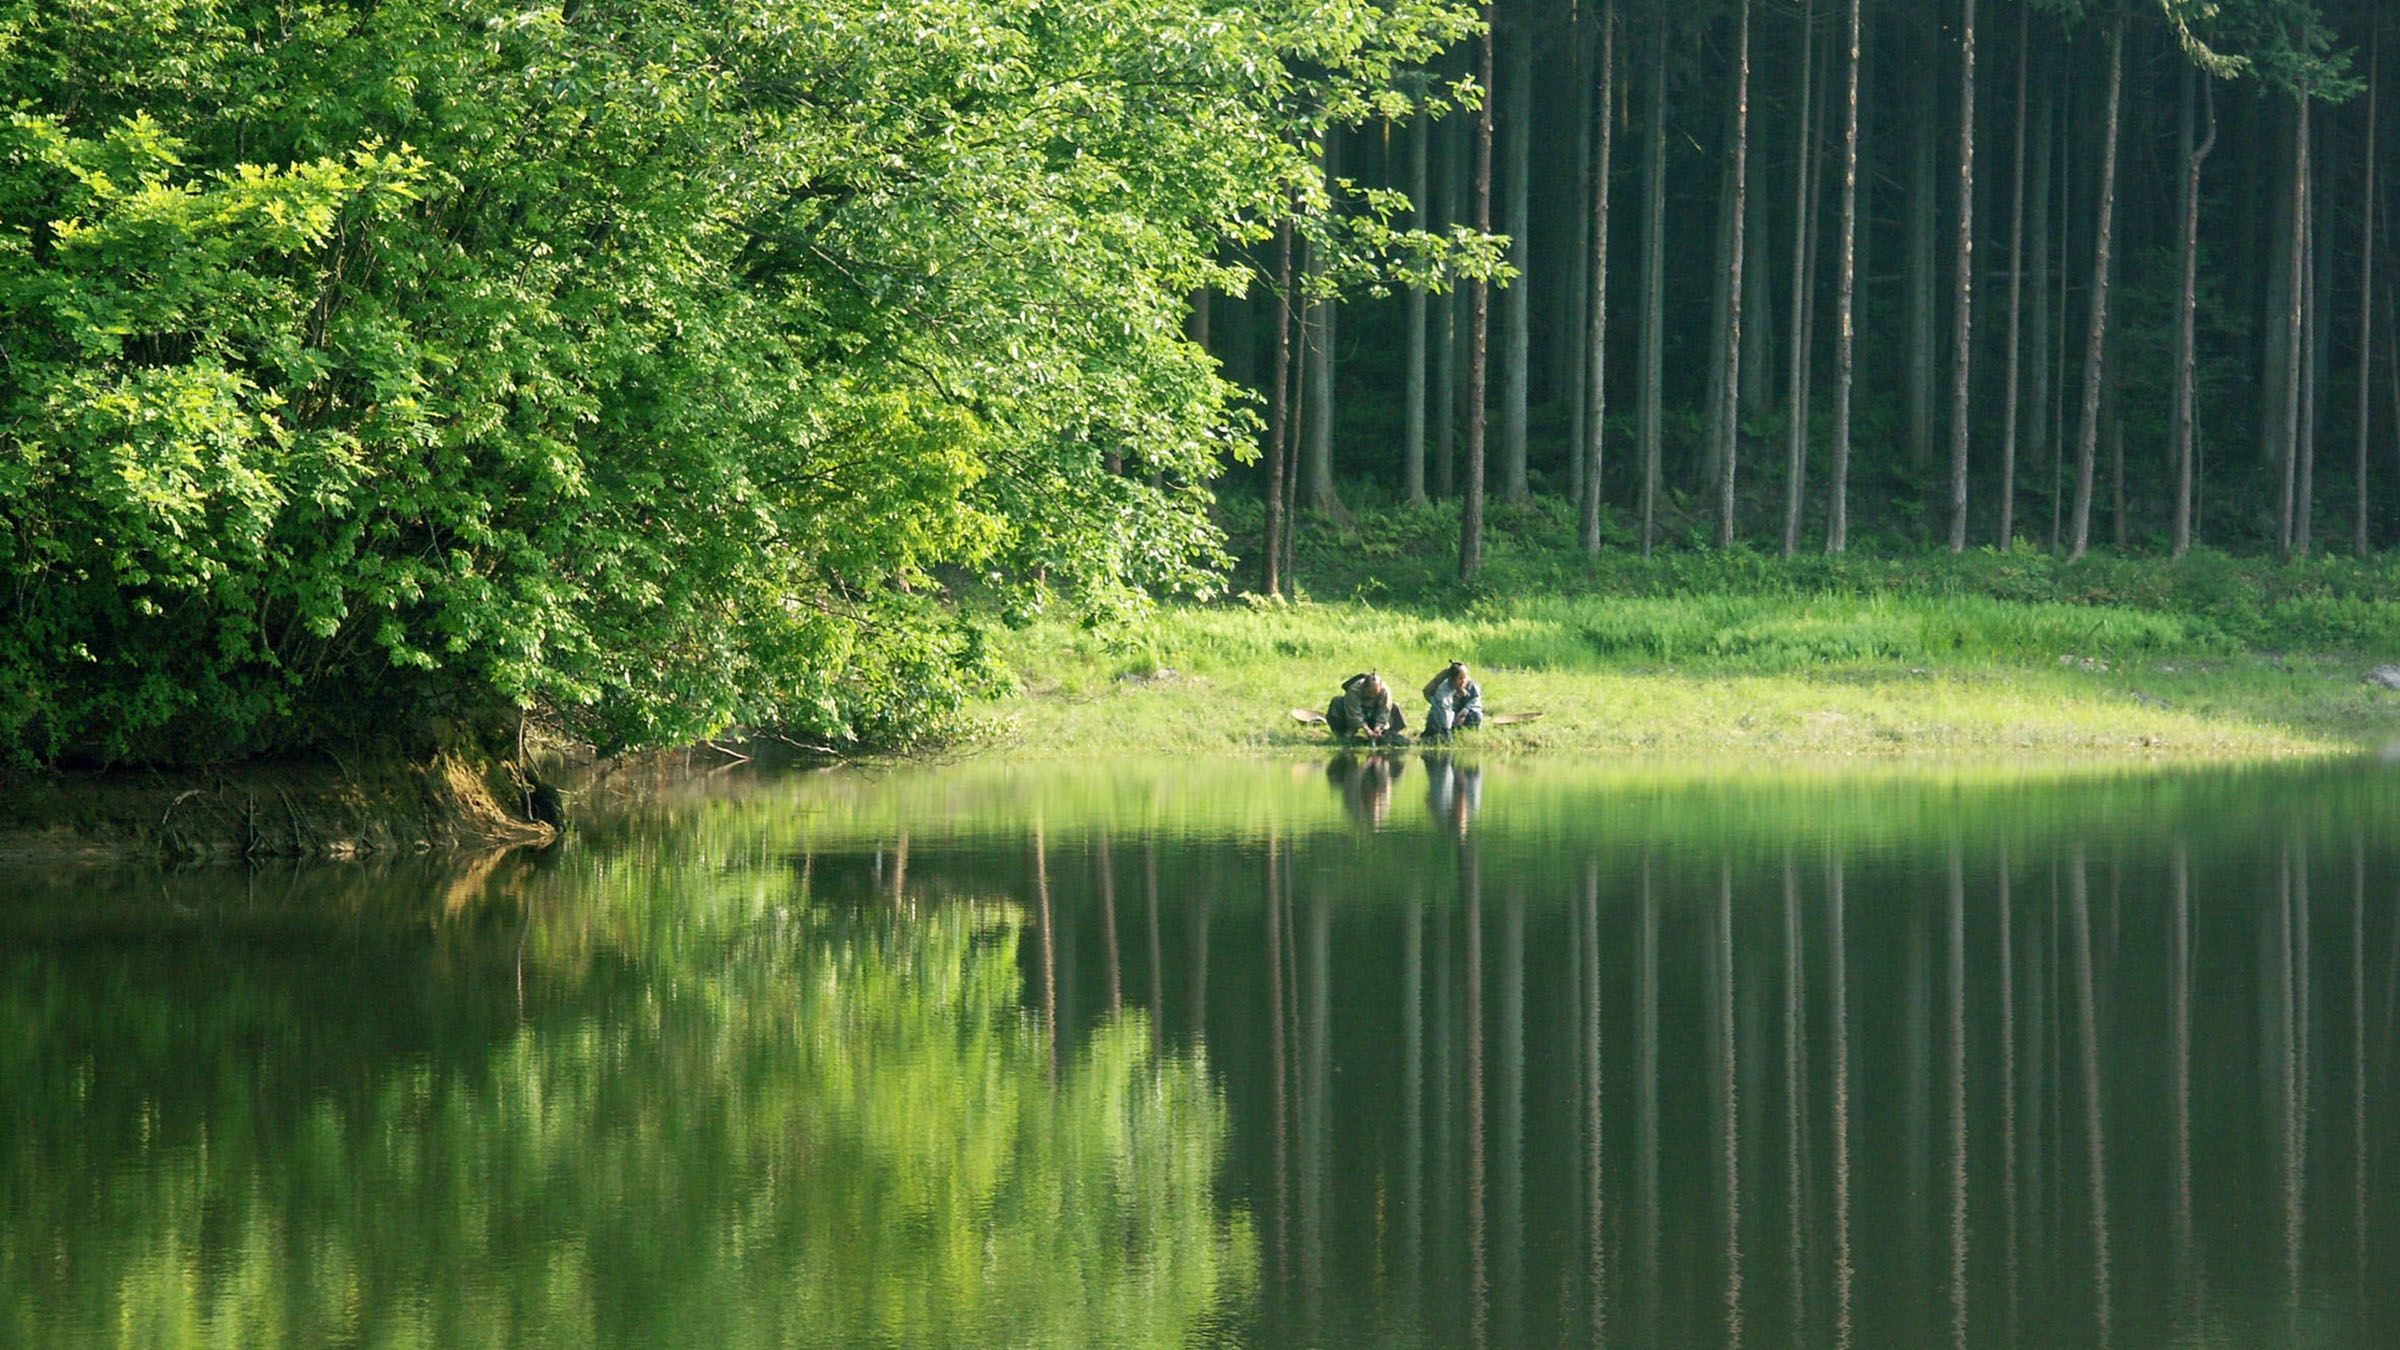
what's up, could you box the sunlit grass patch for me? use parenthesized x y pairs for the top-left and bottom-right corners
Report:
(979, 588), (2391, 761)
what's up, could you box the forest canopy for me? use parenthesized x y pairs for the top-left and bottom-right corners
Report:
(0, 0), (1472, 764)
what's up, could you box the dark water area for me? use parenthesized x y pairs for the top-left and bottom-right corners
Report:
(6, 756), (2400, 1346)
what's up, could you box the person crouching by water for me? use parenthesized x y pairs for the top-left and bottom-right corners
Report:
(1421, 661), (1484, 742)
(1326, 673), (1410, 746)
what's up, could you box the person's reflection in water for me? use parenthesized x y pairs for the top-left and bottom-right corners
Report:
(1326, 751), (1407, 830)
(1423, 751), (1483, 839)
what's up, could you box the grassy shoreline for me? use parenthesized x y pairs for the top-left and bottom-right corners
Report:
(974, 511), (2400, 761)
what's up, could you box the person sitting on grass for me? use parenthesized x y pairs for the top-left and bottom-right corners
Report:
(1421, 661), (1484, 742)
(1326, 673), (1410, 746)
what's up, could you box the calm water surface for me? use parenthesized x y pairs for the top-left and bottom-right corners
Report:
(6, 756), (2399, 1346)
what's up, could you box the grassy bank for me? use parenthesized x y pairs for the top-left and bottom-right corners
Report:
(976, 505), (2400, 759)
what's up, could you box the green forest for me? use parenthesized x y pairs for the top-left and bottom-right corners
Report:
(3, 0), (2393, 768)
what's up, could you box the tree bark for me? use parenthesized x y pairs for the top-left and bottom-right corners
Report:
(2278, 94), (2309, 558)
(1783, 0), (1818, 556)
(2172, 69), (2217, 557)
(2356, 23), (2378, 556)
(1462, 2), (1495, 581)
(1999, 6), (2030, 549)
(1583, 1), (1617, 555)
(1939, 0), (1977, 552)
(2299, 149), (2321, 557)
(1826, 0), (1860, 554)
(1501, 23), (1532, 501)
(1407, 103), (1431, 506)
(1304, 134), (1351, 523)
(1947, 0), (1978, 551)
(1264, 218), (1293, 597)
(1570, 22), (1595, 511)
(1439, 112), (1465, 500)
(2067, 19), (2123, 562)
(1717, 0), (1752, 549)
(1640, 17), (1668, 558)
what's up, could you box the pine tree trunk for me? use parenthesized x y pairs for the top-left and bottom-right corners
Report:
(2356, 24), (2378, 556)
(1463, 2), (1495, 581)
(1718, 0), (1752, 549)
(1438, 113), (1465, 500)
(1947, 0), (1978, 551)
(1999, 5), (2030, 549)
(1641, 17), (1668, 558)
(2027, 63), (2054, 551)
(1582, 1), (1617, 555)
(1796, 31), (1828, 539)
(1304, 135), (1351, 522)
(2278, 95), (2309, 558)
(2067, 19), (2123, 562)
(2299, 157), (2321, 557)
(1783, 0), (1817, 557)
(1826, 0), (1860, 554)
(1501, 25), (1532, 502)
(2172, 70), (2217, 558)
(1264, 217), (1293, 597)
(1569, 26), (1595, 512)
(1407, 104), (1431, 506)
(1703, 103), (1735, 493)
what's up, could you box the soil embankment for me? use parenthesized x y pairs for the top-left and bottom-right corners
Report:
(0, 751), (558, 865)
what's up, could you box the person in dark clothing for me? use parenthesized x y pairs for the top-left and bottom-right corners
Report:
(1420, 661), (1484, 741)
(1325, 672), (1409, 745)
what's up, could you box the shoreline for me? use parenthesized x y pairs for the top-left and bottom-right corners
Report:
(0, 751), (557, 867)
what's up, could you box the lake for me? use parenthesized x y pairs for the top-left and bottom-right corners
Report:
(6, 754), (2397, 1345)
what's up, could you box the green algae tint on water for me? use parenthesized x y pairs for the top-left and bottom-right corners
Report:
(7, 758), (2400, 1347)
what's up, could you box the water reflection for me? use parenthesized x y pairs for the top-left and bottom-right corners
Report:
(6, 758), (2400, 1346)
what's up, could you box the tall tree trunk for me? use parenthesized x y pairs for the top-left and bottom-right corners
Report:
(1947, 0), (1978, 551)
(1583, 1), (1618, 555)
(1640, 18), (1668, 557)
(1783, 0), (1818, 557)
(1999, 6), (2030, 549)
(1264, 218), (1294, 597)
(2279, 94), (2309, 558)
(2357, 23), (2378, 556)
(1462, 3), (1495, 581)
(1826, 0), (1861, 554)
(1501, 24), (1532, 501)
(1907, 27), (1939, 480)
(1793, 36), (1829, 552)
(2067, 18), (2124, 562)
(1304, 135), (1350, 523)
(1703, 96), (1736, 493)
(1407, 104), (1431, 506)
(2299, 152), (2321, 557)
(1439, 113), (1465, 500)
(1717, 0), (1752, 549)
(1570, 23), (1595, 512)
(2027, 62), (2055, 551)
(2172, 69), (2217, 557)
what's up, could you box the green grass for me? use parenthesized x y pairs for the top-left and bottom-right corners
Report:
(969, 506), (2400, 761)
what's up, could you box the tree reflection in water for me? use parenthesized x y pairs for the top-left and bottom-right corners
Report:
(7, 757), (2400, 1347)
